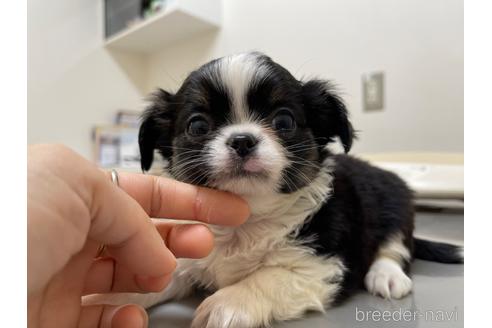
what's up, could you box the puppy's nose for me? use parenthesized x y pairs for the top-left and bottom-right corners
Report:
(227, 133), (258, 157)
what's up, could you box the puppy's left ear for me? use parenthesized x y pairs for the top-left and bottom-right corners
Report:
(302, 79), (354, 152)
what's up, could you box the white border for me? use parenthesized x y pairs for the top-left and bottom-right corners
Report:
(0, 1), (27, 327)
(465, 1), (492, 327)
(13, 1), (480, 327)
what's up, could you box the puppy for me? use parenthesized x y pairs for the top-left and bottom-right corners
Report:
(88, 52), (463, 327)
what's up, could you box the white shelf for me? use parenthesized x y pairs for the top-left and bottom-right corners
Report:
(105, 0), (221, 53)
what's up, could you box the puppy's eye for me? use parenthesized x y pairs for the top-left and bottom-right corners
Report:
(187, 117), (210, 136)
(272, 110), (296, 132)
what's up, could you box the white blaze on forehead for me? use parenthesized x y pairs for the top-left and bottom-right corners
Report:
(217, 53), (269, 122)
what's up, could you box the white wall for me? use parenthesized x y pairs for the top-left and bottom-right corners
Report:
(146, 0), (464, 154)
(28, 0), (463, 158)
(28, 0), (144, 158)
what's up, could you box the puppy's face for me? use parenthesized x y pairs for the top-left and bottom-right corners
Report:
(139, 53), (353, 196)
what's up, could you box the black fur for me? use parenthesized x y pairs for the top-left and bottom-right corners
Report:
(301, 80), (354, 152)
(139, 89), (176, 171)
(297, 154), (415, 302)
(414, 238), (463, 264)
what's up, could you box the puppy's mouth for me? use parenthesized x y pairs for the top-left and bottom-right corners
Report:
(243, 158), (266, 173)
(223, 155), (271, 179)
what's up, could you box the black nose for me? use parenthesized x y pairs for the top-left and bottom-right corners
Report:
(227, 133), (258, 157)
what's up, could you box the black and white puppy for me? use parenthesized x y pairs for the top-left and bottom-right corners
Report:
(94, 52), (463, 327)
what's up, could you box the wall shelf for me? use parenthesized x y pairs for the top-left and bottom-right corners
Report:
(105, 0), (221, 54)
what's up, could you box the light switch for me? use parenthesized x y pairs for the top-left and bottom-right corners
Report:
(363, 72), (384, 111)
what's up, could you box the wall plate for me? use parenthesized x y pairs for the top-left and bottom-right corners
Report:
(362, 72), (385, 111)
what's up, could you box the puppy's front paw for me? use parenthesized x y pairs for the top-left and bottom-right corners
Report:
(365, 258), (412, 299)
(192, 286), (266, 328)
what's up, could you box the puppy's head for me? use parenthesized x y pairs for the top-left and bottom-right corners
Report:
(139, 52), (353, 196)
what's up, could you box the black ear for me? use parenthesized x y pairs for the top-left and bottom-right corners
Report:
(138, 89), (175, 171)
(301, 79), (354, 153)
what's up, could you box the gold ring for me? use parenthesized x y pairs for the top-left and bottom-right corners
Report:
(96, 244), (107, 258)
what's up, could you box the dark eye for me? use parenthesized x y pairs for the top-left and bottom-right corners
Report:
(272, 110), (296, 132)
(187, 117), (210, 136)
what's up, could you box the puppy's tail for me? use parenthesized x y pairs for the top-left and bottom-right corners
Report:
(413, 238), (464, 264)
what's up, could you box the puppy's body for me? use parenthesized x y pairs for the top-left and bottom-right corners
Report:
(85, 52), (462, 327)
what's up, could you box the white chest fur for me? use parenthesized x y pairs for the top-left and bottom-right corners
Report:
(179, 162), (335, 289)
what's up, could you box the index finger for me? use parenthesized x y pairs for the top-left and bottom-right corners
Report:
(115, 172), (250, 226)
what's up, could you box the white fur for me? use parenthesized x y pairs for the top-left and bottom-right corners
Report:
(188, 159), (335, 290)
(364, 233), (413, 299)
(365, 258), (412, 299)
(376, 232), (411, 265)
(217, 53), (270, 123)
(191, 257), (343, 328)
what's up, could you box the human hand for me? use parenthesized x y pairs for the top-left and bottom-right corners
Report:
(27, 144), (249, 328)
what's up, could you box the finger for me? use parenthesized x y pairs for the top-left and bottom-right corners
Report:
(83, 223), (212, 295)
(79, 304), (148, 328)
(153, 221), (214, 259)
(89, 170), (177, 280)
(114, 172), (250, 225)
(83, 257), (172, 295)
(82, 257), (114, 295)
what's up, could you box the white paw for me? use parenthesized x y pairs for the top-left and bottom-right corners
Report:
(365, 258), (412, 299)
(192, 287), (266, 328)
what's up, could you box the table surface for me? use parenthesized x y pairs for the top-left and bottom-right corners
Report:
(148, 211), (464, 327)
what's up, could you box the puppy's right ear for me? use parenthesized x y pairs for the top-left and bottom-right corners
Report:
(302, 79), (355, 153)
(139, 89), (175, 171)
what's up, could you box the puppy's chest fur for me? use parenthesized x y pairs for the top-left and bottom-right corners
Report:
(178, 162), (337, 289)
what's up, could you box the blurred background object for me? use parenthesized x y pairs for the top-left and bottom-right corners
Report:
(104, 0), (143, 38)
(92, 109), (141, 169)
(360, 152), (464, 210)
